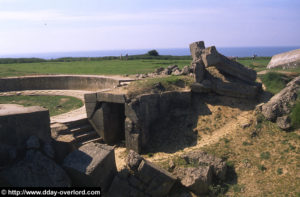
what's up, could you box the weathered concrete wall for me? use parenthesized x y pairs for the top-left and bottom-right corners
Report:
(0, 104), (51, 167)
(125, 91), (191, 153)
(0, 104), (51, 149)
(267, 49), (300, 69)
(0, 75), (132, 92)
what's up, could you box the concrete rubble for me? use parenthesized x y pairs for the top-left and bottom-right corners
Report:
(107, 150), (177, 197)
(261, 76), (300, 130)
(171, 151), (227, 195)
(189, 41), (261, 99)
(0, 150), (71, 187)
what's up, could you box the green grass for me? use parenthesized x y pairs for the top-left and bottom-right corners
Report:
(200, 113), (300, 196)
(237, 57), (271, 72)
(260, 152), (271, 160)
(0, 95), (83, 116)
(0, 59), (191, 77)
(290, 93), (300, 129)
(126, 75), (193, 98)
(259, 72), (290, 94)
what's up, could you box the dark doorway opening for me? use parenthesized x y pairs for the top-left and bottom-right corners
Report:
(102, 102), (125, 144)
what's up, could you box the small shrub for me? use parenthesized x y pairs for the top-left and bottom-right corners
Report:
(277, 168), (283, 175)
(223, 138), (230, 144)
(289, 144), (296, 151)
(260, 152), (271, 160)
(226, 160), (234, 168)
(242, 141), (252, 146)
(258, 164), (267, 171)
(232, 184), (245, 193)
(209, 184), (227, 196)
(147, 153), (154, 157)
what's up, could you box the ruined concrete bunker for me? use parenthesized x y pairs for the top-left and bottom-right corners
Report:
(85, 91), (191, 153)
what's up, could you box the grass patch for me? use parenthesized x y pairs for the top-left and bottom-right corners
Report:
(257, 164), (267, 171)
(0, 95), (83, 116)
(277, 168), (283, 175)
(259, 72), (290, 94)
(290, 94), (300, 129)
(126, 75), (193, 98)
(260, 152), (271, 160)
(238, 57), (271, 72)
(171, 156), (199, 168)
(0, 59), (191, 77)
(200, 112), (300, 196)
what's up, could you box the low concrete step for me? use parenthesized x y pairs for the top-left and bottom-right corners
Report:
(74, 130), (100, 144)
(77, 137), (103, 148)
(70, 124), (93, 135)
(65, 118), (89, 129)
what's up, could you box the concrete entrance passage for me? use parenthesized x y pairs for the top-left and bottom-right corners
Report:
(100, 102), (125, 144)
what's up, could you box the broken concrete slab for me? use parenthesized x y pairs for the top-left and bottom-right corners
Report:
(107, 175), (147, 197)
(121, 151), (176, 196)
(276, 115), (292, 130)
(63, 142), (116, 190)
(200, 46), (257, 83)
(180, 166), (213, 195)
(189, 41), (205, 61)
(126, 150), (143, 172)
(191, 82), (212, 93)
(211, 79), (260, 99)
(0, 150), (71, 187)
(261, 76), (300, 121)
(182, 151), (227, 181)
(137, 160), (177, 196)
(193, 60), (205, 83)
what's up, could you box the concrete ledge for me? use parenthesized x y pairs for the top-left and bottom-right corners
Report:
(0, 75), (133, 92)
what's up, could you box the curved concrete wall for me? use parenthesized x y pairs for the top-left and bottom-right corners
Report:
(0, 75), (132, 92)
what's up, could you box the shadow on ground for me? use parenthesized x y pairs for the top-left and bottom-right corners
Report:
(144, 93), (262, 154)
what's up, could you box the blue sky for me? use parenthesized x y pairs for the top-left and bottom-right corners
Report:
(0, 0), (299, 54)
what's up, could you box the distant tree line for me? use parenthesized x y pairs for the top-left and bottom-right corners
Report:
(0, 51), (192, 64)
(0, 50), (270, 64)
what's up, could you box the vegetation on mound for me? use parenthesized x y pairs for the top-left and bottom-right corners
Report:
(259, 72), (292, 94)
(126, 76), (193, 98)
(291, 93), (300, 129)
(0, 95), (83, 116)
(237, 57), (271, 72)
(200, 113), (300, 196)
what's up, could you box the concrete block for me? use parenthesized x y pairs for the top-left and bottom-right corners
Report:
(0, 104), (51, 151)
(63, 142), (116, 190)
(137, 160), (176, 196)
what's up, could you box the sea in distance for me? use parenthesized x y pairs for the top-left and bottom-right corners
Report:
(1, 46), (299, 59)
